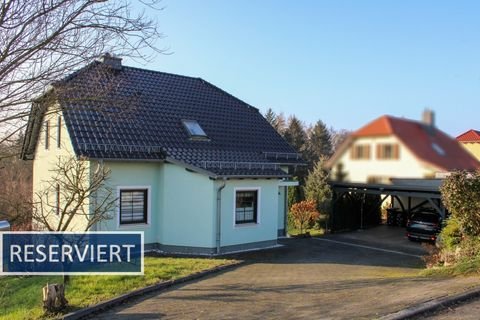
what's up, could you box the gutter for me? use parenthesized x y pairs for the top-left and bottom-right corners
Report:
(216, 178), (227, 254)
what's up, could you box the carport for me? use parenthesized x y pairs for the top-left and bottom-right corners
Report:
(329, 181), (445, 232)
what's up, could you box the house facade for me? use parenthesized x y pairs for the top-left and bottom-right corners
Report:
(22, 54), (302, 254)
(327, 110), (479, 183)
(456, 129), (480, 161)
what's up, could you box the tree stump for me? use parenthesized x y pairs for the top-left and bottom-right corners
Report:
(42, 283), (68, 312)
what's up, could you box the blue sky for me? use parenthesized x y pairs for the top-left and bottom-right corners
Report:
(127, 0), (480, 136)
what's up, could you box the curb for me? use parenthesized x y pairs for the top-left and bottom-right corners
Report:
(62, 260), (244, 320)
(379, 286), (480, 320)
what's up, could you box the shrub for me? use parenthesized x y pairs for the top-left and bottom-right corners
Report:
(437, 171), (480, 272)
(457, 237), (480, 261)
(290, 200), (320, 235)
(439, 218), (462, 251)
(441, 170), (480, 237)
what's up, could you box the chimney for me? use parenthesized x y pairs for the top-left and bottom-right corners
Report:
(100, 53), (122, 70)
(422, 108), (435, 127)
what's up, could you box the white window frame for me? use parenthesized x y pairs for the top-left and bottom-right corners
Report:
(116, 185), (151, 228)
(233, 187), (261, 227)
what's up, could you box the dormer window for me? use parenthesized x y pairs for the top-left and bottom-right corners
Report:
(182, 120), (208, 139)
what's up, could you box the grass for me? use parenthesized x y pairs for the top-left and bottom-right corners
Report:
(0, 256), (234, 320)
(421, 256), (480, 278)
(287, 227), (325, 237)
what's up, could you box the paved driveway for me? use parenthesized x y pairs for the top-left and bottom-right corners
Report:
(91, 226), (480, 320)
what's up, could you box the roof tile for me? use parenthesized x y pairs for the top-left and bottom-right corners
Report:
(54, 61), (302, 176)
(353, 115), (479, 171)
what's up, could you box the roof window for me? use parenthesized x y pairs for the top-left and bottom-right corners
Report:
(182, 120), (208, 139)
(432, 143), (446, 156)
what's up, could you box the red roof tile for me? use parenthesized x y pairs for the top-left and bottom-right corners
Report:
(456, 129), (480, 142)
(353, 115), (480, 171)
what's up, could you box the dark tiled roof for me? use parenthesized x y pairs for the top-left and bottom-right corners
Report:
(25, 60), (303, 177)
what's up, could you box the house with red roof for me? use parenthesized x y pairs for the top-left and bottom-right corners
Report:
(456, 129), (480, 161)
(327, 110), (479, 183)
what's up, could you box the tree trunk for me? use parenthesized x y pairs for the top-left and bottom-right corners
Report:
(42, 283), (68, 312)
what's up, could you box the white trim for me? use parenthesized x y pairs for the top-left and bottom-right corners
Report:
(278, 180), (299, 187)
(233, 187), (261, 227)
(116, 186), (152, 229)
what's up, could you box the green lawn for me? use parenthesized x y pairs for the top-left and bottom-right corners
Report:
(287, 227), (325, 237)
(0, 256), (235, 320)
(421, 256), (480, 277)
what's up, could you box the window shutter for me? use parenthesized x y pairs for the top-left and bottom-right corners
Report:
(56, 184), (60, 216)
(57, 116), (62, 149)
(44, 120), (50, 150)
(366, 145), (371, 159)
(376, 144), (381, 159)
(350, 147), (356, 159)
(394, 144), (400, 159)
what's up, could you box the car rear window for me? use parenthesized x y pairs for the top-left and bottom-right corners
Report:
(412, 213), (439, 223)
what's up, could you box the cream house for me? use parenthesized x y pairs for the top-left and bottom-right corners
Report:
(457, 129), (480, 161)
(327, 110), (479, 183)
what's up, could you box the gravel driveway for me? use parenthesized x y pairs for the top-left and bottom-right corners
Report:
(90, 226), (480, 320)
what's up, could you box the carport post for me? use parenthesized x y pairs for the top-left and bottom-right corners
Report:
(408, 197), (411, 217)
(360, 193), (365, 230)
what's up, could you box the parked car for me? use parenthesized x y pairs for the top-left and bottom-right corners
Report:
(406, 210), (442, 242)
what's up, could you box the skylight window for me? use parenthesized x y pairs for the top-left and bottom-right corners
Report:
(183, 120), (208, 139)
(432, 143), (446, 156)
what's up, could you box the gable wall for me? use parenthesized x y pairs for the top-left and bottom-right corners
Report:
(32, 103), (90, 230)
(331, 135), (436, 183)
(459, 142), (480, 161)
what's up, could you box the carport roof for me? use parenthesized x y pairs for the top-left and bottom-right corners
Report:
(329, 181), (441, 199)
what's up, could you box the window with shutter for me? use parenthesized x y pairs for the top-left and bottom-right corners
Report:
(377, 144), (399, 160)
(351, 144), (371, 160)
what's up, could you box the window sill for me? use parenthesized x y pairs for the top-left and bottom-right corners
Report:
(118, 223), (150, 228)
(234, 223), (259, 228)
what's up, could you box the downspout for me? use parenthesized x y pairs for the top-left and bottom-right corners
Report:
(216, 178), (227, 254)
(91, 159), (103, 232)
(284, 186), (288, 236)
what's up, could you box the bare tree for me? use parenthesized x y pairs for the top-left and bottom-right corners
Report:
(32, 156), (116, 231)
(0, 0), (165, 154)
(330, 128), (351, 153)
(0, 136), (32, 229)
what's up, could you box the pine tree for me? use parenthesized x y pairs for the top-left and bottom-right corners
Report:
(264, 108), (277, 127)
(304, 158), (332, 213)
(283, 115), (307, 153)
(307, 120), (332, 165)
(264, 108), (287, 136)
